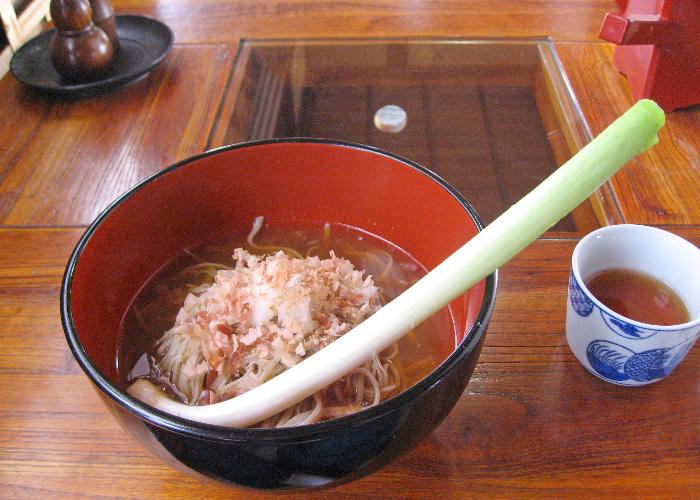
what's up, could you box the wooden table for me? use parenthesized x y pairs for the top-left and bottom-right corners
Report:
(2, 1), (699, 497)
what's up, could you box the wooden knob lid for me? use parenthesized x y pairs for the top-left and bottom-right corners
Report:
(49, 0), (115, 81)
(89, 0), (119, 51)
(50, 0), (93, 33)
(89, 0), (114, 23)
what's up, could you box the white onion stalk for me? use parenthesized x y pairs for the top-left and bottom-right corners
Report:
(128, 100), (665, 427)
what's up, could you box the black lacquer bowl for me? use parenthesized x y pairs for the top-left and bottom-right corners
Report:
(61, 140), (497, 489)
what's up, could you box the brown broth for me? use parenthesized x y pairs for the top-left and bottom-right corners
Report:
(117, 222), (456, 399)
(585, 268), (690, 326)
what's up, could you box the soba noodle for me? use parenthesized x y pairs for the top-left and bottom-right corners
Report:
(126, 218), (406, 427)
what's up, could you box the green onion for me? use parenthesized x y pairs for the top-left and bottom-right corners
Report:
(128, 99), (664, 427)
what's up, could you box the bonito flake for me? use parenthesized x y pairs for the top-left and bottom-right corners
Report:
(156, 249), (382, 405)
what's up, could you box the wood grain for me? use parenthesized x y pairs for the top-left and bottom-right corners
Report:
(3, 0), (700, 497)
(0, 44), (235, 226)
(0, 229), (698, 498)
(108, 0), (613, 44)
(555, 42), (700, 225)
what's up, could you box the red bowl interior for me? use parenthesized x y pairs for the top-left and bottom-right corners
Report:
(67, 140), (487, 385)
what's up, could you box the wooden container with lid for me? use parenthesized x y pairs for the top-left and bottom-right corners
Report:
(49, 0), (114, 81)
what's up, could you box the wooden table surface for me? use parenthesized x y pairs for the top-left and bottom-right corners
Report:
(2, 1), (700, 497)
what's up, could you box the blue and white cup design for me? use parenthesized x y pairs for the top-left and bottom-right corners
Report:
(566, 225), (700, 386)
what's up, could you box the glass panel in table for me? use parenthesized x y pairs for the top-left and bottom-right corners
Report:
(216, 39), (601, 234)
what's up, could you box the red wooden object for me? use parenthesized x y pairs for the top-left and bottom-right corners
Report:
(599, 0), (700, 111)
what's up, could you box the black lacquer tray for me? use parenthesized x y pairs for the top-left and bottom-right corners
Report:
(10, 15), (173, 97)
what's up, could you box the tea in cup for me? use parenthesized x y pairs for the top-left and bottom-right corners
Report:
(566, 224), (700, 386)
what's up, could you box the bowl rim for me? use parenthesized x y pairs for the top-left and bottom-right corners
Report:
(60, 137), (498, 442)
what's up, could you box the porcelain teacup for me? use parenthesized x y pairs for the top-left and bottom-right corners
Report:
(566, 224), (700, 386)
